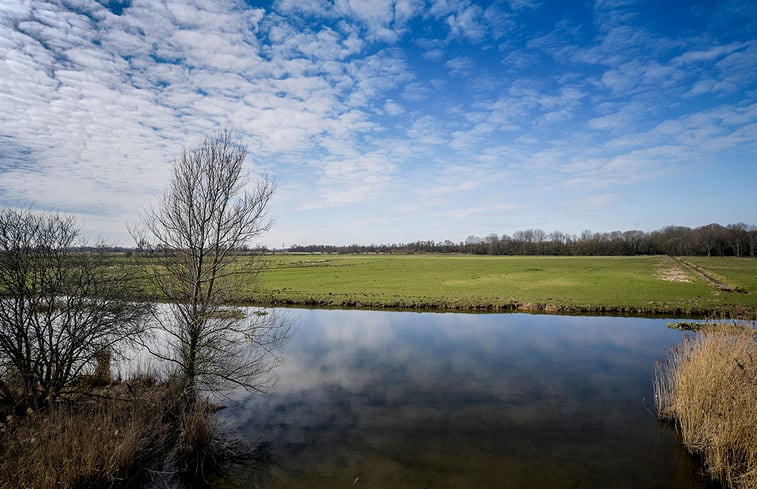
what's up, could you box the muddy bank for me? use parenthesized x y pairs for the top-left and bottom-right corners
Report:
(254, 296), (756, 319)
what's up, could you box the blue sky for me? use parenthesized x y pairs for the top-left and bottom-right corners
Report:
(1, 0), (755, 247)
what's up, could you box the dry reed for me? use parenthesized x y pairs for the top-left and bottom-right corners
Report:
(0, 378), (176, 489)
(655, 323), (756, 489)
(171, 400), (219, 479)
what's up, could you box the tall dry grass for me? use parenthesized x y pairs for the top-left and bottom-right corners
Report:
(172, 400), (219, 480)
(655, 323), (756, 489)
(0, 377), (178, 489)
(0, 374), (230, 489)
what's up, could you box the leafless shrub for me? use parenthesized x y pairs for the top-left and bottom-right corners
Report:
(0, 208), (151, 412)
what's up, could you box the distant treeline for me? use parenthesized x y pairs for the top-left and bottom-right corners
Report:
(290, 223), (757, 257)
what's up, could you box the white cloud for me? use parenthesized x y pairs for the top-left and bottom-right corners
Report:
(672, 42), (745, 64)
(445, 56), (473, 76)
(558, 145), (685, 189)
(444, 203), (524, 220)
(587, 102), (646, 131)
(445, 4), (486, 42)
(307, 152), (398, 208)
(566, 193), (620, 213)
(507, 0), (540, 10)
(1, 0), (406, 234)
(345, 48), (413, 107)
(422, 47), (445, 61)
(336, 0), (397, 41)
(406, 116), (449, 146)
(275, 0), (424, 42)
(400, 80), (436, 100)
(383, 99), (405, 115)
(0, 0), (754, 246)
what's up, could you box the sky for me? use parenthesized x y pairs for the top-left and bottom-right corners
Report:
(1, 0), (755, 247)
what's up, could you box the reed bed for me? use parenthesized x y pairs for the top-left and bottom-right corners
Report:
(0, 377), (176, 489)
(0, 375), (223, 489)
(655, 323), (756, 489)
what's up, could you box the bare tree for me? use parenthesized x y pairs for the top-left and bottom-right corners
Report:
(0, 209), (149, 411)
(726, 223), (748, 257)
(134, 129), (286, 404)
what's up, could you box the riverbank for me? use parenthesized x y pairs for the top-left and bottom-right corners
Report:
(243, 255), (757, 318)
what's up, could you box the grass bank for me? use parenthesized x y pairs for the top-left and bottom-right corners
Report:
(654, 323), (756, 489)
(242, 255), (757, 317)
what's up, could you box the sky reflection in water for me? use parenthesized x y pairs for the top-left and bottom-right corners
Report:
(216, 309), (710, 489)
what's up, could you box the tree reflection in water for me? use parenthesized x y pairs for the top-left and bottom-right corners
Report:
(216, 310), (712, 489)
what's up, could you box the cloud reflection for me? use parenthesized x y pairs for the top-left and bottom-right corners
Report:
(219, 309), (705, 488)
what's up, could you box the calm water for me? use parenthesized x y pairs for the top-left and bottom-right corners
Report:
(210, 309), (710, 488)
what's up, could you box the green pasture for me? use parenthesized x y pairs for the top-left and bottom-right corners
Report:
(239, 254), (757, 316)
(683, 257), (757, 293)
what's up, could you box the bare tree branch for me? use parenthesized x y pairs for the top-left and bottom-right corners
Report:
(0, 209), (151, 411)
(134, 129), (287, 405)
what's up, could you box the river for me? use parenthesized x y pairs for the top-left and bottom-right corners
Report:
(178, 309), (712, 488)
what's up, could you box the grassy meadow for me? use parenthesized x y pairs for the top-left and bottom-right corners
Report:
(232, 254), (757, 317)
(683, 257), (757, 293)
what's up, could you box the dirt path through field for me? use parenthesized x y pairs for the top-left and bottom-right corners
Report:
(670, 257), (733, 292)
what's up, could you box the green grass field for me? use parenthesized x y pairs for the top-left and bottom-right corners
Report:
(236, 254), (757, 317)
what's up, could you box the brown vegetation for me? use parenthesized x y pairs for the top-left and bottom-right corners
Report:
(0, 374), (221, 489)
(0, 129), (277, 488)
(655, 323), (757, 489)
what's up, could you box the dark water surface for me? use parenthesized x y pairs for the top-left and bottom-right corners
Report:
(213, 309), (710, 488)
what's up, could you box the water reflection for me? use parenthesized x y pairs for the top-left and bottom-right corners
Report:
(215, 310), (710, 488)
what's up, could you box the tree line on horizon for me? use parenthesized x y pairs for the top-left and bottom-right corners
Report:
(289, 222), (757, 257)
